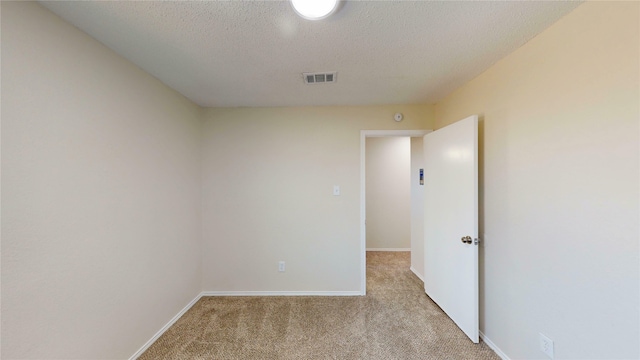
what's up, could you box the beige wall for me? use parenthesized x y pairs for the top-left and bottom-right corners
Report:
(1, 2), (203, 359)
(434, 2), (639, 358)
(409, 137), (425, 279)
(365, 137), (411, 250)
(201, 106), (433, 292)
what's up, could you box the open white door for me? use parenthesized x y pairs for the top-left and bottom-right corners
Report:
(423, 115), (478, 343)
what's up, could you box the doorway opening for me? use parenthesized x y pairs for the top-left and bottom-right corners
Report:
(359, 130), (431, 295)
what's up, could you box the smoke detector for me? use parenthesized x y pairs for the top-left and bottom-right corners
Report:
(303, 72), (337, 84)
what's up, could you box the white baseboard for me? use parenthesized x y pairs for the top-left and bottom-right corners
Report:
(201, 291), (362, 297)
(129, 292), (203, 360)
(480, 331), (510, 360)
(366, 248), (410, 252)
(409, 266), (424, 282)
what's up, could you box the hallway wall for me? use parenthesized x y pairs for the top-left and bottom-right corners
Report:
(366, 137), (411, 250)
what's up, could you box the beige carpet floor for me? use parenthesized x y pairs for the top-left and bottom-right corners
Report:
(139, 252), (499, 359)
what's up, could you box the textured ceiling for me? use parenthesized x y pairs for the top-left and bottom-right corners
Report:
(39, 1), (581, 108)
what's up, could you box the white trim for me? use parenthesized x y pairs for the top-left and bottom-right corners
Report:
(410, 266), (424, 282)
(366, 247), (410, 252)
(201, 291), (362, 297)
(360, 129), (432, 296)
(360, 131), (367, 295)
(129, 292), (203, 360)
(363, 130), (433, 138)
(480, 331), (510, 360)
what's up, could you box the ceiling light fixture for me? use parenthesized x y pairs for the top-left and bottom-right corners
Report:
(290, 0), (340, 20)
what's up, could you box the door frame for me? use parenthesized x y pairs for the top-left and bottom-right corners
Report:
(359, 129), (432, 294)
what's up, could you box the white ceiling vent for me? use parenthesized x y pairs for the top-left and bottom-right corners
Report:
(303, 72), (337, 84)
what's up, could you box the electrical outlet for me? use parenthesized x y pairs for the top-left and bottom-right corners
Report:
(278, 261), (285, 272)
(539, 333), (554, 359)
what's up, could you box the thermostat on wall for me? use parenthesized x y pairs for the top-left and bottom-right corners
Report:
(394, 113), (403, 122)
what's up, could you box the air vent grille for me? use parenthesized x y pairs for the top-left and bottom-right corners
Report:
(303, 72), (337, 84)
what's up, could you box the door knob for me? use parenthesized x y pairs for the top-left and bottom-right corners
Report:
(461, 236), (472, 244)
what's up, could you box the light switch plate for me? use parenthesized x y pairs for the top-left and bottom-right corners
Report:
(333, 185), (340, 196)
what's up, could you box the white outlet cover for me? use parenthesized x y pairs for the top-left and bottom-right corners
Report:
(539, 333), (554, 359)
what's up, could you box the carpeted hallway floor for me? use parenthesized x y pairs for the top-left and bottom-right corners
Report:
(139, 252), (499, 359)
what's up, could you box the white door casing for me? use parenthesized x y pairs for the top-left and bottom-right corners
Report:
(423, 115), (479, 342)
